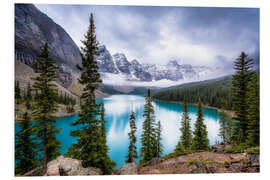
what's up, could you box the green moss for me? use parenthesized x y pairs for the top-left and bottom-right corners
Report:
(187, 158), (220, 166)
(224, 143), (250, 153)
(246, 146), (260, 155)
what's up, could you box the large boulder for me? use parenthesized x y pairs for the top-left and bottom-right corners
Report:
(119, 162), (139, 175)
(45, 156), (101, 176)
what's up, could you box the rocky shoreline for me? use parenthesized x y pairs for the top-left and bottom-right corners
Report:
(23, 146), (259, 176)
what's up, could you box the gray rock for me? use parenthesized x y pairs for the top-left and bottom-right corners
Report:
(24, 167), (42, 176)
(211, 144), (225, 153)
(178, 157), (187, 163)
(45, 156), (101, 176)
(147, 158), (163, 166)
(248, 154), (260, 167)
(119, 162), (139, 175)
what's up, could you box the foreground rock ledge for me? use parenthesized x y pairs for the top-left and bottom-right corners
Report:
(45, 156), (101, 176)
(118, 162), (139, 175)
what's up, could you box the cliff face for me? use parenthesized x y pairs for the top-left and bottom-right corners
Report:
(15, 4), (82, 87)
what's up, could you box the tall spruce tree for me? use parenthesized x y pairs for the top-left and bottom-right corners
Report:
(15, 81), (21, 103)
(140, 89), (157, 165)
(247, 73), (260, 146)
(31, 43), (62, 174)
(155, 120), (163, 158)
(218, 111), (231, 144)
(192, 100), (209, 151)
(15, 112), (38, 175)
(218, 99), (231, 144)
(231, 52), (254, 142)
(67, 13), (115, 174)
(100, 103), (106, 139)
(180, 99), (192, 149)
(26, 82), (32, 100)
(175, 99), (192, 155)
(126, 110), (138, 163)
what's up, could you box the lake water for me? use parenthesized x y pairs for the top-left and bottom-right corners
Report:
(15, 94), (221, 169)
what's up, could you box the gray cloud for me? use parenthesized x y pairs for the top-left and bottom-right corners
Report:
(35, 4), (259, 71)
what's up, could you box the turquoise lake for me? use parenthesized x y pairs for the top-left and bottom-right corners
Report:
(15, 94), (221, 169)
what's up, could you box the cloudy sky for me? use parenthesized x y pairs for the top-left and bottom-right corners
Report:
(35, 4), (259, 69)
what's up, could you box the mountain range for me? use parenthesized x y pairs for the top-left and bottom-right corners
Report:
(96, 45), (214, 84)
(15, 4), (217, 91)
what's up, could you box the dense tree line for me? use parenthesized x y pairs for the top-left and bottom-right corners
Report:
(152, 76), (233, 110)
(55, 91), (76, 106)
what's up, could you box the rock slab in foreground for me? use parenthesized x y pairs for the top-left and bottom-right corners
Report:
(119, 162), (139, 175)
(46, 155), (101, 176)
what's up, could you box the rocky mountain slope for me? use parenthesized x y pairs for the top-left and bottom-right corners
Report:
(15, 4), (81, 87)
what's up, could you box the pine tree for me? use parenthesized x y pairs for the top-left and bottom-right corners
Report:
(26, 82), (32, 100)
(15, 81), (21, 103)
(192, 100), (209, 151)
(140, 89), (157, 165)
(174, 142), (186, 156)
(218, 99), (231, 144)
(218, 111), (230, 144)
(231, 52), (254, 142)
(126, 110), (138, 163)
(155, 120), (163, 158)
(100, 103), (106, 139)
(67, 13), (115, 174)
(25, 98), (31, 110)
(180, 99), (192, 150)
(15, 112), (38, 175)
(247, 73), (260, 146)
(31, 43), (62, 174)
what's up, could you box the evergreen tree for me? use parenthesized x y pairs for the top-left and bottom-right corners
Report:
(140, 89), (157, 165)
(218, 99), (231, 144)
(26, 82), (32, 100)
(100, 103), (106, 138)
(25, 98), (31, 110)
(231, 52), (254, 142)
(247, 73), (260, 146)
(192, 100), (209, 151)
(126, 110), (138, 163)
(15, 112), (38, 175)
(15, 81), (21, 102)
(174, 142), (186, 156)
(67, 13), (115, 174)
(155, 120), (163, 158)
(180, 99), (192, 150)
(226, 115), (233, 143)
(31, 43), (62, 174)
(218, 111), (230, 144)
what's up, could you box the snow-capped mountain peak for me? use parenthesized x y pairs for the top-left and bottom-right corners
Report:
(96, 45), (215, 86)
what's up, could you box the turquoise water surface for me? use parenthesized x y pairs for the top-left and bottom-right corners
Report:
(15, 95), (221, 169)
